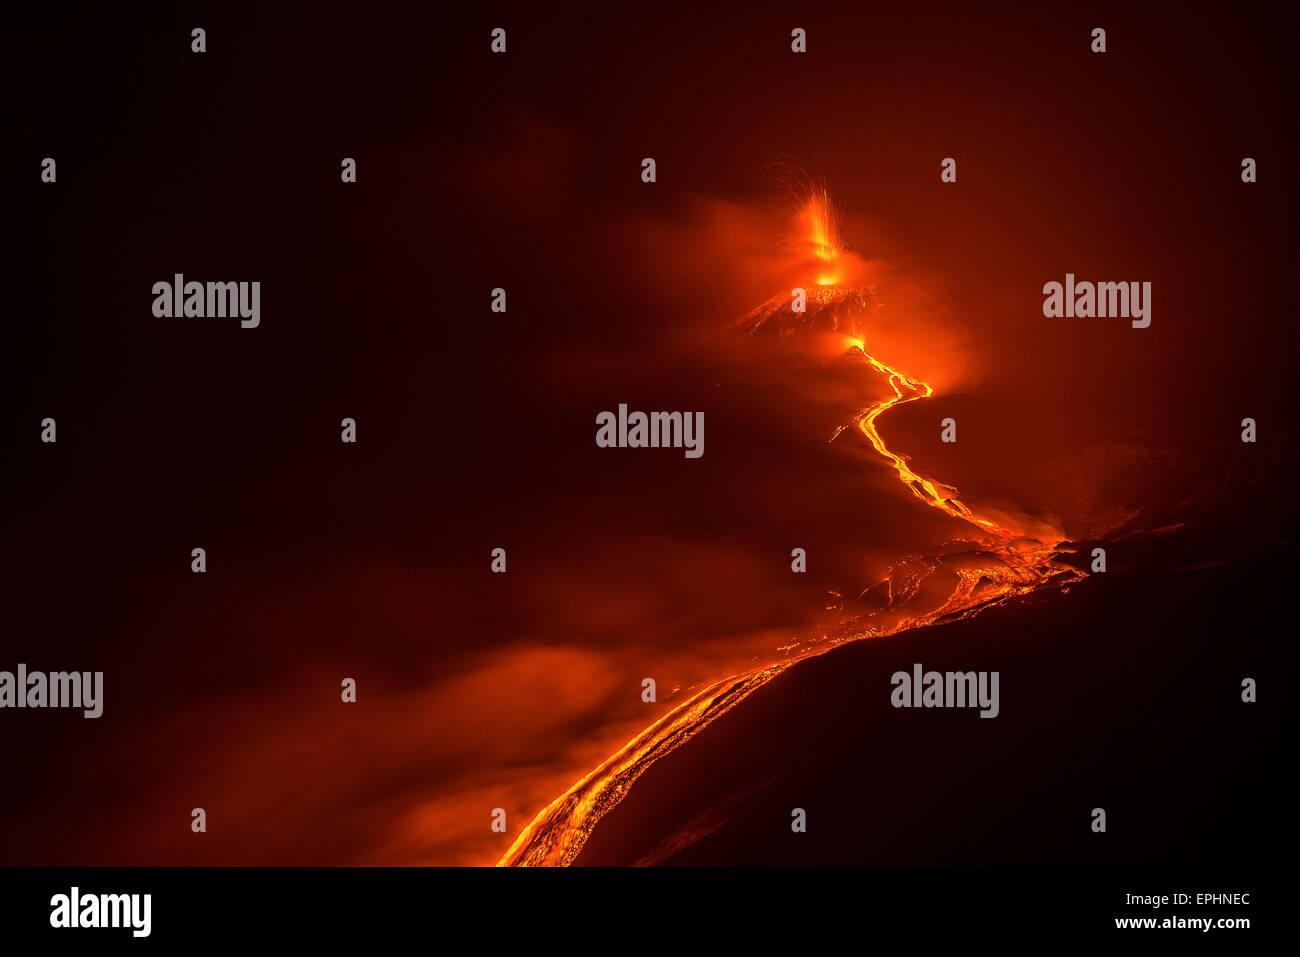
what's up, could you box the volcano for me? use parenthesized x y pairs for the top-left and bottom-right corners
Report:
(737, 281), (876, 341)
(499, 185), (1089, 867)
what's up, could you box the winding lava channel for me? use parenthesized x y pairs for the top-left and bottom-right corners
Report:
(497, 201), (1085, 868)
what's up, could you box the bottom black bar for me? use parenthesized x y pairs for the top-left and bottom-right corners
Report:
(0, 866), (1272, 945)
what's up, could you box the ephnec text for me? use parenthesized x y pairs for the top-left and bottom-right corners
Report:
(596, 404), (704, 458)
(0, 665), (102, 718)
(1042, 273), (1151, 328)
(152, 275), (261, 328)
(1126, 892), (1251, 909)
(50, 887), (151, 938)
(890, 664), (999, 718)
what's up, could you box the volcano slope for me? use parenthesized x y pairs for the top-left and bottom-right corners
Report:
(499, 279), (1089, 867)
(572, 535), (1292, 866)
(501, 195), (1294, 867)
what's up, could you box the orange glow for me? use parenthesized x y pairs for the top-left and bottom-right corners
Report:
(499, 183), (1085, 868)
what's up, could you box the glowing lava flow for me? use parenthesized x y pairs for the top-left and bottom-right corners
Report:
(825, 342), (1082, 635)
(843, 348), (999, 533)
(498, 337), (1082, 867)
(497, 198), (1084, 868)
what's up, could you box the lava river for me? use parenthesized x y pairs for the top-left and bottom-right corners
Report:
(498, 201), (1086, 868)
